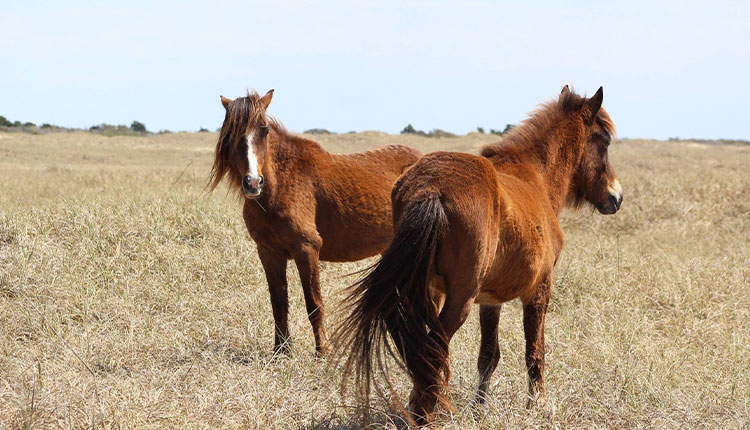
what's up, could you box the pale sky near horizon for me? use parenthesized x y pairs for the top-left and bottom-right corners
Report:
(1, 1), (749, 139)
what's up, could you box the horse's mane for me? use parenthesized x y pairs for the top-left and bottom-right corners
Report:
(208, 90), (290, 193)
(480, 89), (615, 161)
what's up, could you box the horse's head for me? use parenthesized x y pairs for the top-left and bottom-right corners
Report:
(563, 86), (623, 215)
(210, 89), (274, 199)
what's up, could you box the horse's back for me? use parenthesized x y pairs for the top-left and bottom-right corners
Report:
(314, 145), (421, 262)
(337, 144), (421, 174)
(392, 151), (497, 208)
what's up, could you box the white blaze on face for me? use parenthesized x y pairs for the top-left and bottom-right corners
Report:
(246, 131), (262, 189)
(608, 178), (623, 202)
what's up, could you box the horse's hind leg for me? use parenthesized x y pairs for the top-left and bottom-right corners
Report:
(475, 304), (502, 408)
(522, 275), (552, 408)
(257, 246), (290, 355)
(408, 280), (477, 424)
(293, 237), (331, 356)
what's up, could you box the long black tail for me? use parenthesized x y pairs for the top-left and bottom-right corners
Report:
(335, 192), (449, 413)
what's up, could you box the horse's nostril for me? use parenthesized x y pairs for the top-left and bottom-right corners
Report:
(608, 194), (619, 210)
(258, 175), (265, 186)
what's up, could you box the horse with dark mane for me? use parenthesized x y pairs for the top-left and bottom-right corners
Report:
(336, 86), (622, 424)
(210, 90), (421, 355)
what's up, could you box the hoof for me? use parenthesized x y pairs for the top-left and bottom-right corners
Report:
(472, 398), (490, 419)
(315, 341), (332, 358)
(273, 341), (292, 357)
(525, 394), (547, 410)
(407, 390), (435, 426)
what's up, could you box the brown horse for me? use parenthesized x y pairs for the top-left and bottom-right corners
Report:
(210, 90), (421, 355)
(337, 86), (622, 423)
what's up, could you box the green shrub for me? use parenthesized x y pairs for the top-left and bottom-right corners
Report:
(401, 124), (419, 134)
(89, 124), (142, 137)
(490, 124), (514, 136)
(0, 116), (12, 127)
(303, 128), (333, 135)
(130, 121), (147, 133)
(427, 129), (456, 138)
(401, 124), (458, 138)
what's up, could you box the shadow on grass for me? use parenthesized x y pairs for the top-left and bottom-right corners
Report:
(300, 407), (411, 430)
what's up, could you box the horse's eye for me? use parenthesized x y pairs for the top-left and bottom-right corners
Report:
(259, 126), (270, 137)
(593, 131), (610, 147)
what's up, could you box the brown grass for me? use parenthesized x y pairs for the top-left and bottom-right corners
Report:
(0, 131), (748, 429)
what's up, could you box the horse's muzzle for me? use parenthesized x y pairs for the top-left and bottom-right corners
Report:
(598, 192), (623, 214)
(243, 175), (264, 198)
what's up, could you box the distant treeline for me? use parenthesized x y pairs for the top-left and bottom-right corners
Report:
(401, 123), (515, 138)
(301, 124), (515, 138)
(0, 115), (215, 136)
(0, 115), (57, 130)
(667, 136), (750, 145)
(1, 115), (515, 139)
(400, 124), (457, 138)
(477, 124), (515, 136)
(3, 115), (747, 143)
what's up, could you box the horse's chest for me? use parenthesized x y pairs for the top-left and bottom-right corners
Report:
(243, 209), (299, 257)
(245, 224), (290, 255)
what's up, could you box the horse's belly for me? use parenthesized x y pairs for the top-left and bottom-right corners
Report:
(318, 242), (386, 262)
(478, 251), (548, 304)
(477, 277), (535, 304)
(318, 224), (391, 262)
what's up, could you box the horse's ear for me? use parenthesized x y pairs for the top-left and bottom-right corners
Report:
(260, 89), (274, 110)
(586, 87), (604, 120)
(220, 96), (232, 110)
(561, 84), (570, 95)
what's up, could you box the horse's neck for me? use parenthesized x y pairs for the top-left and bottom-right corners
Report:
(540, 138), (583, 214)
(489, 136), (581, 215)
(262, 132), (325, 207)
(268, 132), (325, 171)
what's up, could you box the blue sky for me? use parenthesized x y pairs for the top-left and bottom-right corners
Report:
(1, 0), (749, 139)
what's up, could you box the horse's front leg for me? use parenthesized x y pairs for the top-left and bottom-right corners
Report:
(257, 246), (290, 355)
(293, 236), (331, 356)
(522, 275), (552, 409)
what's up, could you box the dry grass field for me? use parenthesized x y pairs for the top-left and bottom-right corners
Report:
(0, 130), (748, 429)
